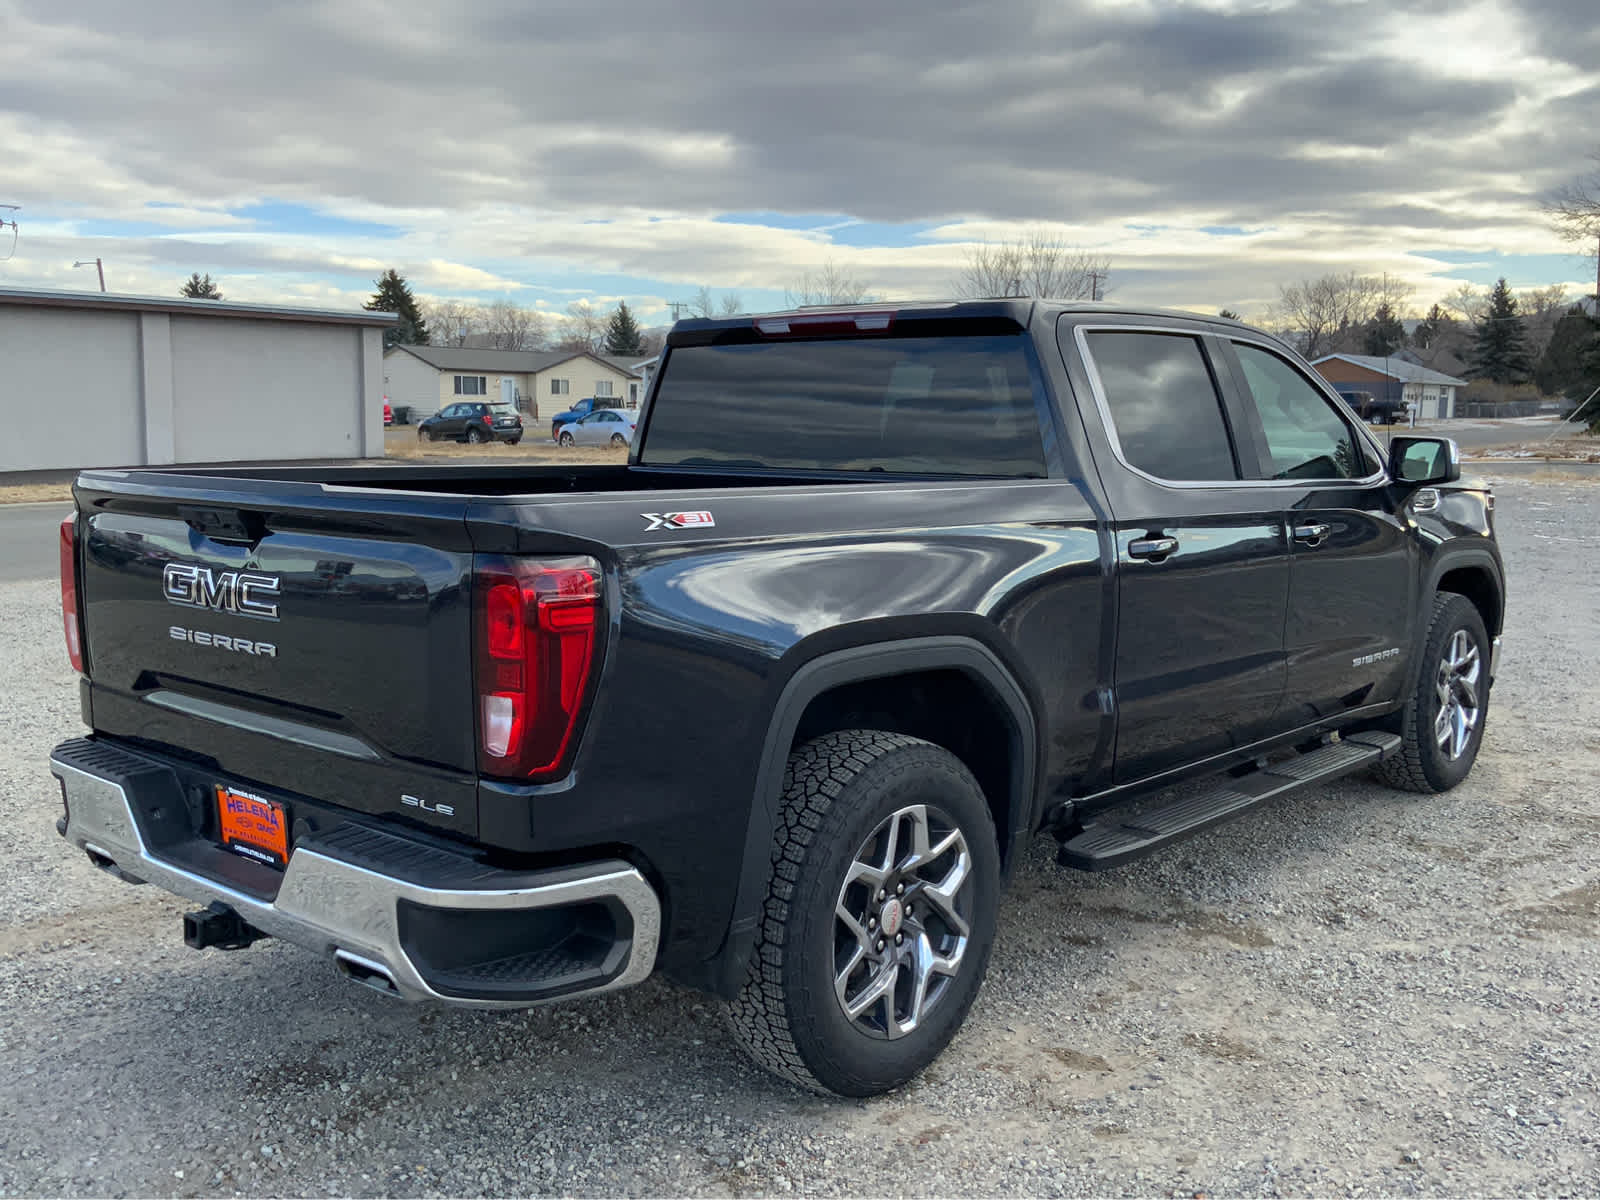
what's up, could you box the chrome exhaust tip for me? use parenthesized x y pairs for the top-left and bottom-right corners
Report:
(333, 949), (402, 998)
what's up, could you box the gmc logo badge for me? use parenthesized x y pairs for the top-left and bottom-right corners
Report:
(162, 563), (282, 621)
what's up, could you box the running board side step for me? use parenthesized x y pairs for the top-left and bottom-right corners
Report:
(1057, 732), (1401, 871)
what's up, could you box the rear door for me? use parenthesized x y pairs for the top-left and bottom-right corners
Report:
(76, 476), (484, 837)
(1216, 337), (1416, 726)
(1066, 321), (1291, 784)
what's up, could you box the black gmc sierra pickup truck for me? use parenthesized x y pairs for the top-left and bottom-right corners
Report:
(51, 301), (1503, 1096)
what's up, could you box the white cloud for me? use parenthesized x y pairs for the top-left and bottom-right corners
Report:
(0, 0), (1590, 319)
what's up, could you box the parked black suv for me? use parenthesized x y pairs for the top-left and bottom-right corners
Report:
(52, 301), (1502, 1096)
(417, 401), (524, 444)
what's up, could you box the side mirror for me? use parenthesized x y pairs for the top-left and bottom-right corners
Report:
(1388, 436), (1460, 486)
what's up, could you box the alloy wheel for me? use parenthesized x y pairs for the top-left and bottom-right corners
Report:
(1434, 629), (1481, 760)
(832, 803), (973, 1040)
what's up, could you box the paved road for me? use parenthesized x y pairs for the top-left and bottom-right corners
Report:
(1381, 415), (1565, 451)
(0, 503), (71, 583)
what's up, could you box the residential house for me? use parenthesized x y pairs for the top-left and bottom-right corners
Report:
(1312, 354), (1467, 420)
(382, 345), (645, 420)
(630, 354), (661, 396)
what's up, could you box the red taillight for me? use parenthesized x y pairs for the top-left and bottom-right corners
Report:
(474, 557), (601, 780)
(59, 514), (84, 673)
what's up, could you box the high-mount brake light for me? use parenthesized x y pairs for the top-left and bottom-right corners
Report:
(473, 556), (602, 780)
(754, 311), (895, 336)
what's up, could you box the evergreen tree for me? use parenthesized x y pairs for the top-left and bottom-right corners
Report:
(364, 269), (429, 348)
(1410, 303), (1445, 350)
(180, 272), (223, 300)
(1364, 301), (1405, 356)
(1467, 278), (1533, 384)
(602, 301), (643, 356)
(1534, 308), (1599, 397)
(1581, 339), (1600, 432)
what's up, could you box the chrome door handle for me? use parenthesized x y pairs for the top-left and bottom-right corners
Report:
(1293, 522), (1331, 547)
(1127, 536), (1179, 561)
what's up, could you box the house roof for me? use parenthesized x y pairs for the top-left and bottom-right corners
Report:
(387, 344), (641, 377)
(1396, 346), (1469, 379)
(1312, 354), (1467, 387)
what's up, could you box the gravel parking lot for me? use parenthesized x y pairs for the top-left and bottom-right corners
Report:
(1, 479), (1596, 1197)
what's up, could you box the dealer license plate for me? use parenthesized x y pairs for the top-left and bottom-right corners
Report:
(215, 785), (289, 867)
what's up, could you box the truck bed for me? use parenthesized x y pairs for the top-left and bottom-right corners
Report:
(112, 461), (863, 497)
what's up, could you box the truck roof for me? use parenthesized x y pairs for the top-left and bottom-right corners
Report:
(666, 299), (1268, 345)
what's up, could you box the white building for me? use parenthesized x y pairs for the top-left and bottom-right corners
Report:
(0, 286), (392, 472)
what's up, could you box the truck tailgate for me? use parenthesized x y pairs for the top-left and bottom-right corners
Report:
(75, 473), (483, 839)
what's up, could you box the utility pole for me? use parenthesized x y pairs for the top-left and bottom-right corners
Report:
(73, 258), (106, 292)
(0, 204), (17, 262)
(1088, 270), (1104, 302)
(668, 301), (690, 321)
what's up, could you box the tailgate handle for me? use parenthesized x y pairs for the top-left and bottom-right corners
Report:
(179, 506), (266, 545)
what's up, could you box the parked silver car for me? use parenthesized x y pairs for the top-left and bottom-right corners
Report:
(556, 408), (637, 447)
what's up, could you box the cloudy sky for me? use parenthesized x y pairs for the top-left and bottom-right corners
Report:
(1, 0), (1596, 325)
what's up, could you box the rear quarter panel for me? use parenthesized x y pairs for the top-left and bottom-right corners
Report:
(468, 477), (1107, 967)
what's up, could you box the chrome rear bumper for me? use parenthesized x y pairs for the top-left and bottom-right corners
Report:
(51, 739), (660, 1008)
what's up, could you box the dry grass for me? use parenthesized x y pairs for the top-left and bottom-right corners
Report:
(384, 432), (626, 466)
(0, 483), (74, 504)
(1469, 436), (1600, 463)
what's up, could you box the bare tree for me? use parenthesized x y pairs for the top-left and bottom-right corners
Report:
(421, 298), (480, 346)
(955, 228), (1109, 300)
(1270, 272), (1412, 358)
(785, 258), (874, 307)
(682, 287), (745, 318)
(687, 285), (717, 319)
(1543, 151), (1600, 300)
(1519, 283), (1570, 360)
(485, 298), (545, 351)
(558, 299), (607, 352)
(1442, 283), (1488, 327)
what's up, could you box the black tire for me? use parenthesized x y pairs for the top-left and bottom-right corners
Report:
(1371, 593), (1491, 794)
(610, 433), (627, 447)
(726, 730), (1001, 1096)
(466, 427), (485, 444)
(418, 428), (433, 443)
(559, 431), (575, 447)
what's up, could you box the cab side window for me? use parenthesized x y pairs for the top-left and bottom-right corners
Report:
(1232, 344), (1371, 480)
(1082, 331), (1239, 482)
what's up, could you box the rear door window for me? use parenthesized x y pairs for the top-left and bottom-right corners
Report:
(1080, 331), (1239, 481)
(641, 334), (1047, 477)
